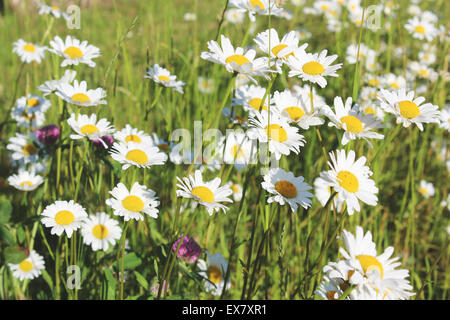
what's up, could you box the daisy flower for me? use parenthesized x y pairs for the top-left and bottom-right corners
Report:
(247, 110), (306, 160)
(67, 113), (114, 147)
(378, 89), (440, 131)
(315, 276), (345, 300)
(218, 131), (256, 170)
(8, 169), (44, 191)
(229, 0), (285, 22)
(197, 252), (231, 296)
(319, 149), (378, 215)
(418, 51), (436, 65)
(144, 64), (185, 94)
(198, 76), (215, 94)
(13, 94), (51, 115)
(383, 73), (407, 90)
(261, 168), (313, 212)
(41, 200), (88, 238)
(81, 212), (122, 251)
(200, 35), (273, 83)
(322, 96), (384, 147)
(286, 48), (342, 88)
(438, 107), (450, 132)
(418, 180), (435, 198)
(56, 80), (107, 107)
(113, 124), (153, 145)
(7, 132), (41, 165)
(49, 35), (101, 67)
(225, 8), (245, 24)
(272, 89), (325, 129)
(12, 39), (46, 64)
(292, 84), (327, 109)
(11, 108), (46, 129)
(37, 3), (69, 19)
(8, 250), (45, 281)
(232, 84), (272, 114)
(313, 176), (344, 212)
(109, 141), (168, 170)
(405, 17), (438, 42)
(105, 182), (160, 221)
(408, 61), (438, 82)
(38, 70), (77, 96)
(176, 170), (233, 215)
(226, 182), (243, 202)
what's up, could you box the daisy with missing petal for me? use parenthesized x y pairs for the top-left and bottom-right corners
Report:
(272, 89), (324, 129)
(229, 0), (285, 22)
(81, 212), (122, 251)
(200, 35), (272, 83)
(109, 141), (168, 170)
(322, 96), (384, 147)
(197, 252), (231, 296)
(247, 110), (306, 160)
(286, 48), (342, 88)
(49, 35), (101, 67)
(12, 39), (46, 64)
(8, 250), (45, 281)
(378, 89), (440, 131)
(38, 70), (77, 96)
(232, 84), (271, 114)
(56, 80), (107, 107)
(106, 182), (160, 221)
(144, 64), (185, 94)
(261, 168), (313, 212)
(113, 124), (153, 145)
(319, 149), (378, 216)
(41, 200), (88, 238)
(67, 113), (114, 146)
(8, 169), (44, 191)
(176, 170), (233, 215)
(339, 226), (415, 300)
(405, 17), (438, 42)
(7, 132), (40, 165)
(418, 180), (435, 198)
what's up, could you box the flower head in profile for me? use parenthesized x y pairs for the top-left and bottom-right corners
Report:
(8, 169), (44, 191)
(229, 0), (286, 22)
(38, 70), (77, 97)
(56, 80), (107, 107)
(145, 64), (185, 94)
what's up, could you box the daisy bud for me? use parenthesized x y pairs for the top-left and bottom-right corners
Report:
(36, 124), (60, 145)
(172, 234), (202, 263)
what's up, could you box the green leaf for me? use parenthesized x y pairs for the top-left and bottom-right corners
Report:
(122, 252), (142, 269)
(16, 226), (26, 244)
(103, 268), (117, 300)
(133, 270), (149, 290)
(4, 246), (27, 264)
(41, 269), (54, 297)
(0, 225), (16, 246)
(0, 198), (13, 224)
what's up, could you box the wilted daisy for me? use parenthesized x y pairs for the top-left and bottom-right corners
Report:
(339, 226), (415, 300)
(418, 180), (435, 198)
(247, 110), (306, 160)
(218, 131), (256, 170)
(56, 80), (107, 107)
(49, 35), (101, 67)
(67, 113), (114, 146)
(113, 124), (152, 145)
(229, 0), (285, 22)
(378, 89), (440, 131)
(144, 64), (185, 94)
(81, 212), (122, 251)
(197, 252), (231, 296)
(8, 169), (44, 191)
(319, 149), (378, 216)
(176, 170), (233, 215)
(405, 17), (438, 42)
(110, 141), (168, 170)
(286, 48), (342, 88)
(198, 76), (215, 94)
(41, 200), (88, 238)
(106, 182), (160, 221)
(12, 39), (46, 64)
(322, 96), (384, 147)
(261, 168), (313, 212)
(8, 250), (45, 281)
(200, 35), (272, 83)
(37, 3), (69, 19)
(38, 70), (77, 96)
(272, 89), (325, 129)
(7, 132), (41, 165)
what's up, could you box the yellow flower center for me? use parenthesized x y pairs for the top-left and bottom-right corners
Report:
(414, 25), (425, 34)
(271, 44), (294, 58)
(207, 265), (222, 284)
(71, 93), (91, 104)
(275, 180), (298, 198)
(125, 149), (149, 165)
(230, 144), (245, 159)
(340, 115), (363, 133)
(248, 97), (267, 111)
(19, 181), (33, 187)
(125, 134), (141, 143)
(80, 124), (99, 135)
(284, 106), (305, 121)
(302, 61), (325, 75)
(158, 75), (170, 82)
(364, 107), (376, 115)
(250, 0), (265, 9)
(356, 255), (384, 278)
(390, 82), (399, 89)
(64, 46), (84, 59)
(19, 260), (33, 272)
(55, 210), (75, 226)
(21, 112), (36, 121)
(418, 187), (428, 196)
(398, 100), (420, 119)
(22, 144), (38, 156)
(27, 98), (40, 108)
(419, 69), (429, 77)
(92, 224), (109, 239)
(23, 43), (36, 52)
(225, 54), (251, 67)
(321, 4), (329, 10)
(191, 186), (214, 203)
(337, 170), (359, 193)
(122, 195), (145, 212)
(265, 124), (288, 142)
(230, 184), (240, 193)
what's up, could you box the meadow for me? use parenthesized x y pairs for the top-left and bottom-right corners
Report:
(0, 0), (448, 301)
